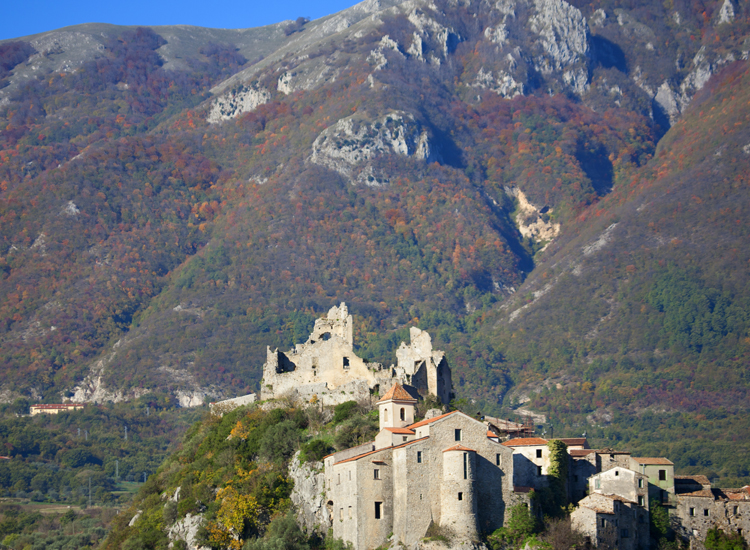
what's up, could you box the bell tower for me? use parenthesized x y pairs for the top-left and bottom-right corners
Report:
(377, 383), (417, 430)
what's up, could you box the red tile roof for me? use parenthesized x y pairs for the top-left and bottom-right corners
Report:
(443, 444), (476, 453)
(385, 427), (415, 435)
(377, 383), (417, 403)
(554, 438), (588, 447)
(503, 437), (548, 447)
(676, 475), (711, 485)
(335, 437), (428, 464)
(487, 430), (499, 438)
(631, 457), (673, 465)
(408, 410), (458, 430)
(569, 449), (596, 457)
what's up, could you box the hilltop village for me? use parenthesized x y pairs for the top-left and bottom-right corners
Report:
(213, 304), (750, 550)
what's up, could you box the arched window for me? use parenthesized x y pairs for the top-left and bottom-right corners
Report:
(400, 408), (405, 421)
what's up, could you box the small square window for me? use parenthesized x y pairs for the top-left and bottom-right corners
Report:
(536, 449), (542, 458)
(638, 496), (645, 506)
(402, 436), (407, 442)
(615, 470), (619, 476)
(574, 475), (579, 482)
(417, 451), (422, 463)
(375, 502), (382, 519)
(374, 469), (380, 480)
(659, 469), (666, 481)
(704, 509), (709, 517)
(690, 508), (695, 517)
(458, 492), (463, 501)
(638, 478), (644, 488)
(496, 454), (501, 466)
(455, 429), (462, 441)
(343, 357), (350, 369)
(734, 506), (739, 515)
(621, 529), (630, 538)
(537, 466), (542, 476)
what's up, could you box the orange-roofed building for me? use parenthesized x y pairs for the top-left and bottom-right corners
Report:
(324, 383), (516, 550)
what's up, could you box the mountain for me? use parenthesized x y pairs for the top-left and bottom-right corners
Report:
(0, 0), (749, 482)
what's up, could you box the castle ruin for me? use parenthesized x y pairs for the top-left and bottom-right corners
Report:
(260, 303), (453, 406)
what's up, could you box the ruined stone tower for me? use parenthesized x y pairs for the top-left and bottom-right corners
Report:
(260, 303), (453, 406)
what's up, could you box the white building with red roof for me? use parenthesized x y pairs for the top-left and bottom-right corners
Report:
(324, 383), (518, 550)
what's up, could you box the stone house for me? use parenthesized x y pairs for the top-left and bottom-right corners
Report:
(569, 449), (632, 504)
(571, 492), (649, 550)
(260, 303), (452, 405)
(589, 467), (650, 510)
(672, 478), (750, 549)
(30, 403), (84, 415)
(501, 437), (550, 490)
(324, 384), (516, 550)
(629, 457), (675, 506)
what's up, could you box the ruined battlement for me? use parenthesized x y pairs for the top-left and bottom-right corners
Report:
(260, 303), (452, 406)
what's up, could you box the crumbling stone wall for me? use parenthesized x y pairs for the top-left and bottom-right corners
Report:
(260, 303), (452, 406)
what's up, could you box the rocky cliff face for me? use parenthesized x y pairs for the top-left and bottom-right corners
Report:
(289, 451), (331, 535)
(310, 110), (436, 186)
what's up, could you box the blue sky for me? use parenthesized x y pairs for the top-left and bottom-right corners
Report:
(1, 0), (362, 41)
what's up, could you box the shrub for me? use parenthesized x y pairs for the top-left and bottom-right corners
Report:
(300, 439), (332, 463)
(333, 401), (359, 424)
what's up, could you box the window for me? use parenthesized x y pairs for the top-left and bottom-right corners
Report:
(374, 469), (380, 480)
(458, 492), (463, 501)
(621, 529), (630, 538)
(348, 506), (352, 519)
(455, 429), (462, 441)
(638, 478), (644, 488)
(734, 506), (739, 515)
(574, 475), (579, 482)
(496, 454), (501, 466)
(343, 357), (350, 369)
(463, 453), (468, 480)
(659, 469), (666, 481)
(537, 466), (542, 476)
(536, 449), (542, 459)
(615, 470), (620, 476)
(638, 496), (645, 506)
(689, 508), (696, 517)
(337, 473), (340, 485)
(402, 436), (407, 442)
(595, 479), (601, 489)
(601, 519), (606, 528)
(400, 408), (405, 421)
(375, 502), (382, 519)
(704, 509), (709, 517)
(417, 451), (422, 463)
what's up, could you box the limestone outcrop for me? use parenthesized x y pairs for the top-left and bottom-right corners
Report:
(207, 85), (270, 123)
(310, 111), (436, 186)
(289, 451), (331, 535)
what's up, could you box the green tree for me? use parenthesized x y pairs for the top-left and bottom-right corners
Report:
(705, 528), (748, 550)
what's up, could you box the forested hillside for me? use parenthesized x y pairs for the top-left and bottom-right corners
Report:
(0, 0), (749, 485)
